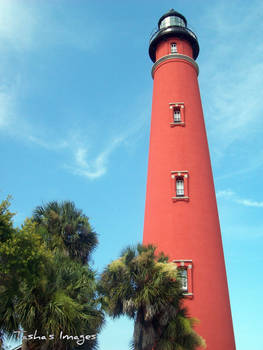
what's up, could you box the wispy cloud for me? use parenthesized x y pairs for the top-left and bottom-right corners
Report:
(27, 135), (69, 151)
(72, 137), (124, 180)
(0, 0), (105, 142)
(0, 82), (69, 150)
(216, 190), (235, 198)
(235, 199), (263, 208)
(0, 1), (37, 51)
(0, 0), (102, 52)
(0, 1), (123, 180)
(67, 101), (150, 180)
(0, 78), (148, 180)
(216, 189), (263, 208)
(215, 153), (263, 180)
(0, 89), (14, 128)
(0, 2), (149, 181)
(200, 1), (263, 152)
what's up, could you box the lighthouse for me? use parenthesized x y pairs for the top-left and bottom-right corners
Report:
(143, 9), (236, 349)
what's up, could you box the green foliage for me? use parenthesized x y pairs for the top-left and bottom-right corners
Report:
(0, 196), (15, 243)
(15, 254), (103, 349)
(0, 198), (103, 350)
(99, 244), (205, 350)
(0, 219), (52, 284)
(33, 201), (98, 265)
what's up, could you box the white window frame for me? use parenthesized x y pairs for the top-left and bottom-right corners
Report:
(173, 260), (193, 297)
(171, 171), (189, 201)
(169, 102), (185, 127)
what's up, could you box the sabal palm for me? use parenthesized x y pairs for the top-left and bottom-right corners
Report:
(0, 200), (103, 350)
(99, 244), (205, 350)
(33, 201), (97, 265)
(18, 253), (103, 350)
(0, 197), (25, 346)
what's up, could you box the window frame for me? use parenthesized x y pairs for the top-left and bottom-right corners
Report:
(169, 102), (185, 126)
(173, 260), (193, 297)
(171, 171), (189, 201)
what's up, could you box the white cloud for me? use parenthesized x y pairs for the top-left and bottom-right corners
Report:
(0, 82), (68, 150)
(0, 1), (113, 177)
(235, 199), (263, 208)
(0, 0), (102, 52)
(27, 135), (68, 150)
(215, 154), (263, 180)
(72, 137), (124, 180)
(0, 0), (104, 140)
(200, 1), (263, 151)
(0, 78), (148, 180)
(0, 0), (37, 51)
(63, 93), (150, 180)
(216, 190), (235, 198)
(0, 2), (149, 181)
(216, 189), (263, 208)
(0, 90), (14, 128)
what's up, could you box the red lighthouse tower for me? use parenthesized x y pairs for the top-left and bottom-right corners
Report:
(143, 9), (236, 349)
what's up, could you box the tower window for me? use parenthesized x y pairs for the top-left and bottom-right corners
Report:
(171, 43), (177, 53)
(171, 171), (189, 201)
(176, 177), (184, 196)
(173, 108), (181, 122)
(180, 268), (188, 292)
(173, 260), (193, 297)
(169, 102), (185, 126)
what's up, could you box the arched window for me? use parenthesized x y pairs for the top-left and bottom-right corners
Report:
(176, 177), (184, 196)
(171, 42), (177, 53)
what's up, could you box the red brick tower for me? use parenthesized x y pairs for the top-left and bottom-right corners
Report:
(143, 9), (236, 349)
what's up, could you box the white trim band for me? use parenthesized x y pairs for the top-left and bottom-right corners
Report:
(151, 53), (199, 78)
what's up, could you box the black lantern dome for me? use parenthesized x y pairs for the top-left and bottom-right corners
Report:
(149, 9), (199, 62)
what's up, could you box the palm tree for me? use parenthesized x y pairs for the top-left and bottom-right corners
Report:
(0, 200), (103, 350)
(0, 197), (23, 347)
(33, 201), (98, 265)
(18, 252), (103, 350)
(30, 201), (103, 349)
(99, 244), (205, 350)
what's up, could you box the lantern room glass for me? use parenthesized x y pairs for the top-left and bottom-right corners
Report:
(160, 16), (186, 29)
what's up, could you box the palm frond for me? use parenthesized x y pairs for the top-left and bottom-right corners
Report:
(99, 243), (204, 350)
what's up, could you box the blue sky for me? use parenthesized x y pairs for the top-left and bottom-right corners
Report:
(1, 0), (263, 349)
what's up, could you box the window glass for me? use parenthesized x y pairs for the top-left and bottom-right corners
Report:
(171, 43), (177, 53)
(160, 16), (186, 29)
(176, 178), (184, 196)
(173, 108), (181, 121)
(180, 269), (188, 292)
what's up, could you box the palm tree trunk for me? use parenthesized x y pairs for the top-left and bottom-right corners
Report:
(40, 342), (49, 350)
(21, 338), (28, 350)
(134, 310), (144, 350)
(55, 341), (66, 350)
